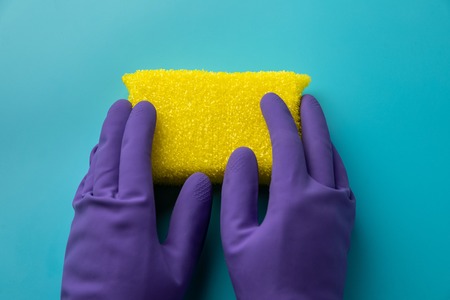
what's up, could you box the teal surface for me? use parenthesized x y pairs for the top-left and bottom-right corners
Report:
(1, 0), (450, 298)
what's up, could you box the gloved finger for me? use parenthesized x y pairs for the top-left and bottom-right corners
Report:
(163, 172), (212, 276)
(89, 145), (98, 165)
(332, 144), (350, 189)
(118, 101), (157, 203)
(221, 147), (259, 244)
(73, 175), (87, 203)
(81, 144), (99, 196)
(300, 95), (335, 188)
(260, 93), (308, 191)
(93, 100), (131, 197)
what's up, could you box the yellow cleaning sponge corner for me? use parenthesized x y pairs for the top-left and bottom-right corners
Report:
(122, 69), (310, 185)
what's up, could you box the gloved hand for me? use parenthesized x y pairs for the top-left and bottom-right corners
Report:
(221, 93), (355, 299)
(61, 100), (212, 300)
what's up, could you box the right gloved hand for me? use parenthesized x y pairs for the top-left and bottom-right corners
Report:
(221, 93), (356, 299)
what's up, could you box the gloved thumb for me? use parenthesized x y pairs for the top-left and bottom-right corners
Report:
(163, 172), (212, 278)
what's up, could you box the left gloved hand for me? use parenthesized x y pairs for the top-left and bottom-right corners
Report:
(61, 100), (212, 300)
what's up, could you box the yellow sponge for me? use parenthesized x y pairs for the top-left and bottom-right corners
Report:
(122, 69), (310, 185)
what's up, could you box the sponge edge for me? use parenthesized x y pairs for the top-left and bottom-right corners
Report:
(122, 69), (311, 185)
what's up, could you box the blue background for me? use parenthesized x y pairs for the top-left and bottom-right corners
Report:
(1, 0), (449, 298)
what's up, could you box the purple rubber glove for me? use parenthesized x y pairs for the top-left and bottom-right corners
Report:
(61, 100), (212, 299)
(221, 93), (355, 299)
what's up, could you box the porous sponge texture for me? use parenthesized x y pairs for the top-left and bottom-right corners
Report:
(122, 70), (310, 185)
